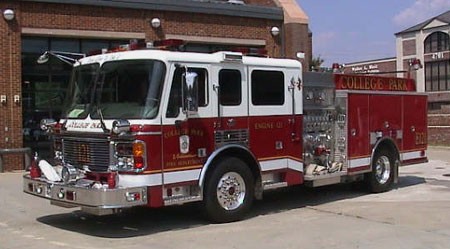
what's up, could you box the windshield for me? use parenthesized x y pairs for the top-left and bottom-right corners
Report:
(63, 60), (166, 119)
(64, 63), (99, 119)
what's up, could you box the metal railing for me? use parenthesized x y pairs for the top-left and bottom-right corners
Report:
(0, 148), (32, 172)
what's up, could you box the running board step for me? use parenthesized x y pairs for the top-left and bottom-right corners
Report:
(305, 176), (342, 187)
(263, 181), (288, 190)
(164, 195), (202, 206)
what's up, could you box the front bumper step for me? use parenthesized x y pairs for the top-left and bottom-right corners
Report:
(23, 174), (148, 214)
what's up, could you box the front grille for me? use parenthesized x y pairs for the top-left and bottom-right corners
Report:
(63, 136), (110, 172)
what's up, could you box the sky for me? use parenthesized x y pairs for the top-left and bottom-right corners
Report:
(298, 0), (450, 66)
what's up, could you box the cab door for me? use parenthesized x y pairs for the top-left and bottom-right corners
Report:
(247, 67), (300, 171)
(211, 65), (249, 148)
(161, 63), (215, 187)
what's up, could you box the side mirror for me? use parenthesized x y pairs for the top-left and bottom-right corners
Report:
(182, 71), (199, 116)
(40, 118), (57, 132)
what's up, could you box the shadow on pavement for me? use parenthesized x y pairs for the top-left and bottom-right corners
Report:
(37, 175), (426, 238)
(396, 175), (427, 188)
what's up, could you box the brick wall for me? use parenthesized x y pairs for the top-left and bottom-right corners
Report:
(402, 39), (416, 56)
(0, 1), (286, 171)
(343, 59), (397, 77)
(151, 11), (280, 50)
(284, 22), (310, 71)
(1, 1), (23, 171)
(20, 2), (280, 48)
(428, 105), (450, 146)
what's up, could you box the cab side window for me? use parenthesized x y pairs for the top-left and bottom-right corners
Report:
(251, 70), (284, 106)
(166, 67), (208, 118)
(219, 69), (242, 106)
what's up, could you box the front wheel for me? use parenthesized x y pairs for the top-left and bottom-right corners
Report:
(366, 148), (397, 193)
(203, 157), (254, 223)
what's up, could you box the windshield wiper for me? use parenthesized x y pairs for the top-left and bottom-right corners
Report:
(96, 107), (110, 133)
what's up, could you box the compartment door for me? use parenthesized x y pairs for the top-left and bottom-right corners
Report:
(369, 94), (403, 149)
(403, 95), (427, 151)
(347, 94), (370, 159)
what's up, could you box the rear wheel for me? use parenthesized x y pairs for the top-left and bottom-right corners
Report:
(367, 148), (396, 193)
(204, 157), (254, 223)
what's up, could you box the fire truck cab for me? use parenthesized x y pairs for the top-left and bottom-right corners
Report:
(23, 43), (428, 223)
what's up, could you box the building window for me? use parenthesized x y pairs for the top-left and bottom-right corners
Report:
(251, 70), (285, 105)
(22, 36), (126, 154)
(425, 60), (450, 92)
(424, 31), (449, 53)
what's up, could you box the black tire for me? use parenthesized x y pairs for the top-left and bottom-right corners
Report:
(203, 157), (254, 223)
(366, 148), (396, 193)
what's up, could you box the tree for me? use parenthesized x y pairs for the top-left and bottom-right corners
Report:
(310, 55), (324, 71)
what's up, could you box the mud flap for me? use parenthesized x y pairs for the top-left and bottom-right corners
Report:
(394, 159), (400, 184)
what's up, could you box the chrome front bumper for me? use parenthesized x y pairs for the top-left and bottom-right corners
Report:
(23, 174), (148, 215)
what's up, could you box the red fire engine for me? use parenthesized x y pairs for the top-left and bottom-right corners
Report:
(23, 41), (428, 222)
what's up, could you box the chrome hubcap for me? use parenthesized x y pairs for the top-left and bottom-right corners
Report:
(375, 156), (391, 184)
(216, 172), (246, 210)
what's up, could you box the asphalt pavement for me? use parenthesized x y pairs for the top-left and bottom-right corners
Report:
(0, 146), (449, 249)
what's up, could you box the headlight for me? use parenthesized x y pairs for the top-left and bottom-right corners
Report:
(53, 138), (63, 161)
(61, 165), (79, 184)
(113, 140), (147, 172)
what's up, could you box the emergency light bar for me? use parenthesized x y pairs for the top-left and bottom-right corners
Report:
(85, 38), (266, 58)
(408, 58), (423, 71)
(231, 47), (267, 57)
(152, 39), (185, 49)
(88, 39), (149, 55)
(87, 39), (185, 55)
(332, 63), (345, 73)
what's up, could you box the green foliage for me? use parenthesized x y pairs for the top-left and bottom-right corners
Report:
(310, 55), (324, 71)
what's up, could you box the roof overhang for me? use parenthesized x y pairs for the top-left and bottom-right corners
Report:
(19, 0), (284, 21)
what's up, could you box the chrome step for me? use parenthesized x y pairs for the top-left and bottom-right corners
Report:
(263, 181), (288, 190)
(304, 172), (346, 187)
(164, 195), (202, 206)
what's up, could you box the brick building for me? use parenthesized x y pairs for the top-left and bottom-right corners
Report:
(344, 10), (450, 104)
(396, 10), (450, 109)
(396, 10), (450, 146)
(0, 0), (311, 171)
(343, 57), (397, 77)
(343, 10), (450, 146)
